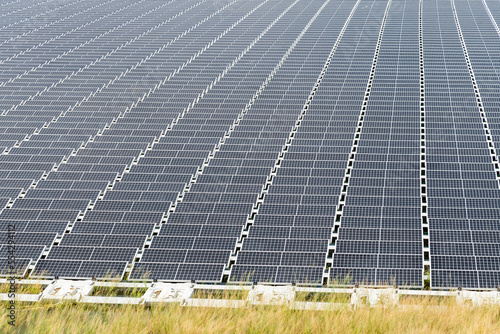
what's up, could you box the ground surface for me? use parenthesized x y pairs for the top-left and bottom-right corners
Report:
(2, 297), (500, 333)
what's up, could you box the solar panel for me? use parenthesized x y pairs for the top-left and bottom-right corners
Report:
(422, 0), (500, 289)
(2, 0), (500, 289)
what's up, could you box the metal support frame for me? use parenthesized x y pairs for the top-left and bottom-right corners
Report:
(456, 289), (500, 307)
(247, 284), (295, 305)
(142, 282), (194, 305)
(1, 279), (500, 308)
(351, 287), (398, 308)
(41, 279), (94, 302)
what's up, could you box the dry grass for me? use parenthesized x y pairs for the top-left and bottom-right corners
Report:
(0, 282), (46, 295)
(1, 292), (500, 333)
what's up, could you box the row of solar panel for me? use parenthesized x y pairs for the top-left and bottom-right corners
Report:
(1, 0), (343, 283)
(3, 0), (500, 288)
(422, 0), (500, 288)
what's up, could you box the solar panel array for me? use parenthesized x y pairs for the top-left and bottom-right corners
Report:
(1, 0), (500, 289)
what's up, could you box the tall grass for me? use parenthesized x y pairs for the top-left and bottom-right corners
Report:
(2, 293), (500, 333)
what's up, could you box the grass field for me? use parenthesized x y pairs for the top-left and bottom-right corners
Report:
(2, 288), (500, 333)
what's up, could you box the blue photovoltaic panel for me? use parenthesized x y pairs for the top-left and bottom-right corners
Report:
(330, 0), (423, 287)
(453, 0), (500, 289)
(423, 0), (500, 289)
(2, 0), (500, 289)
(231, 0), (391, 285)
